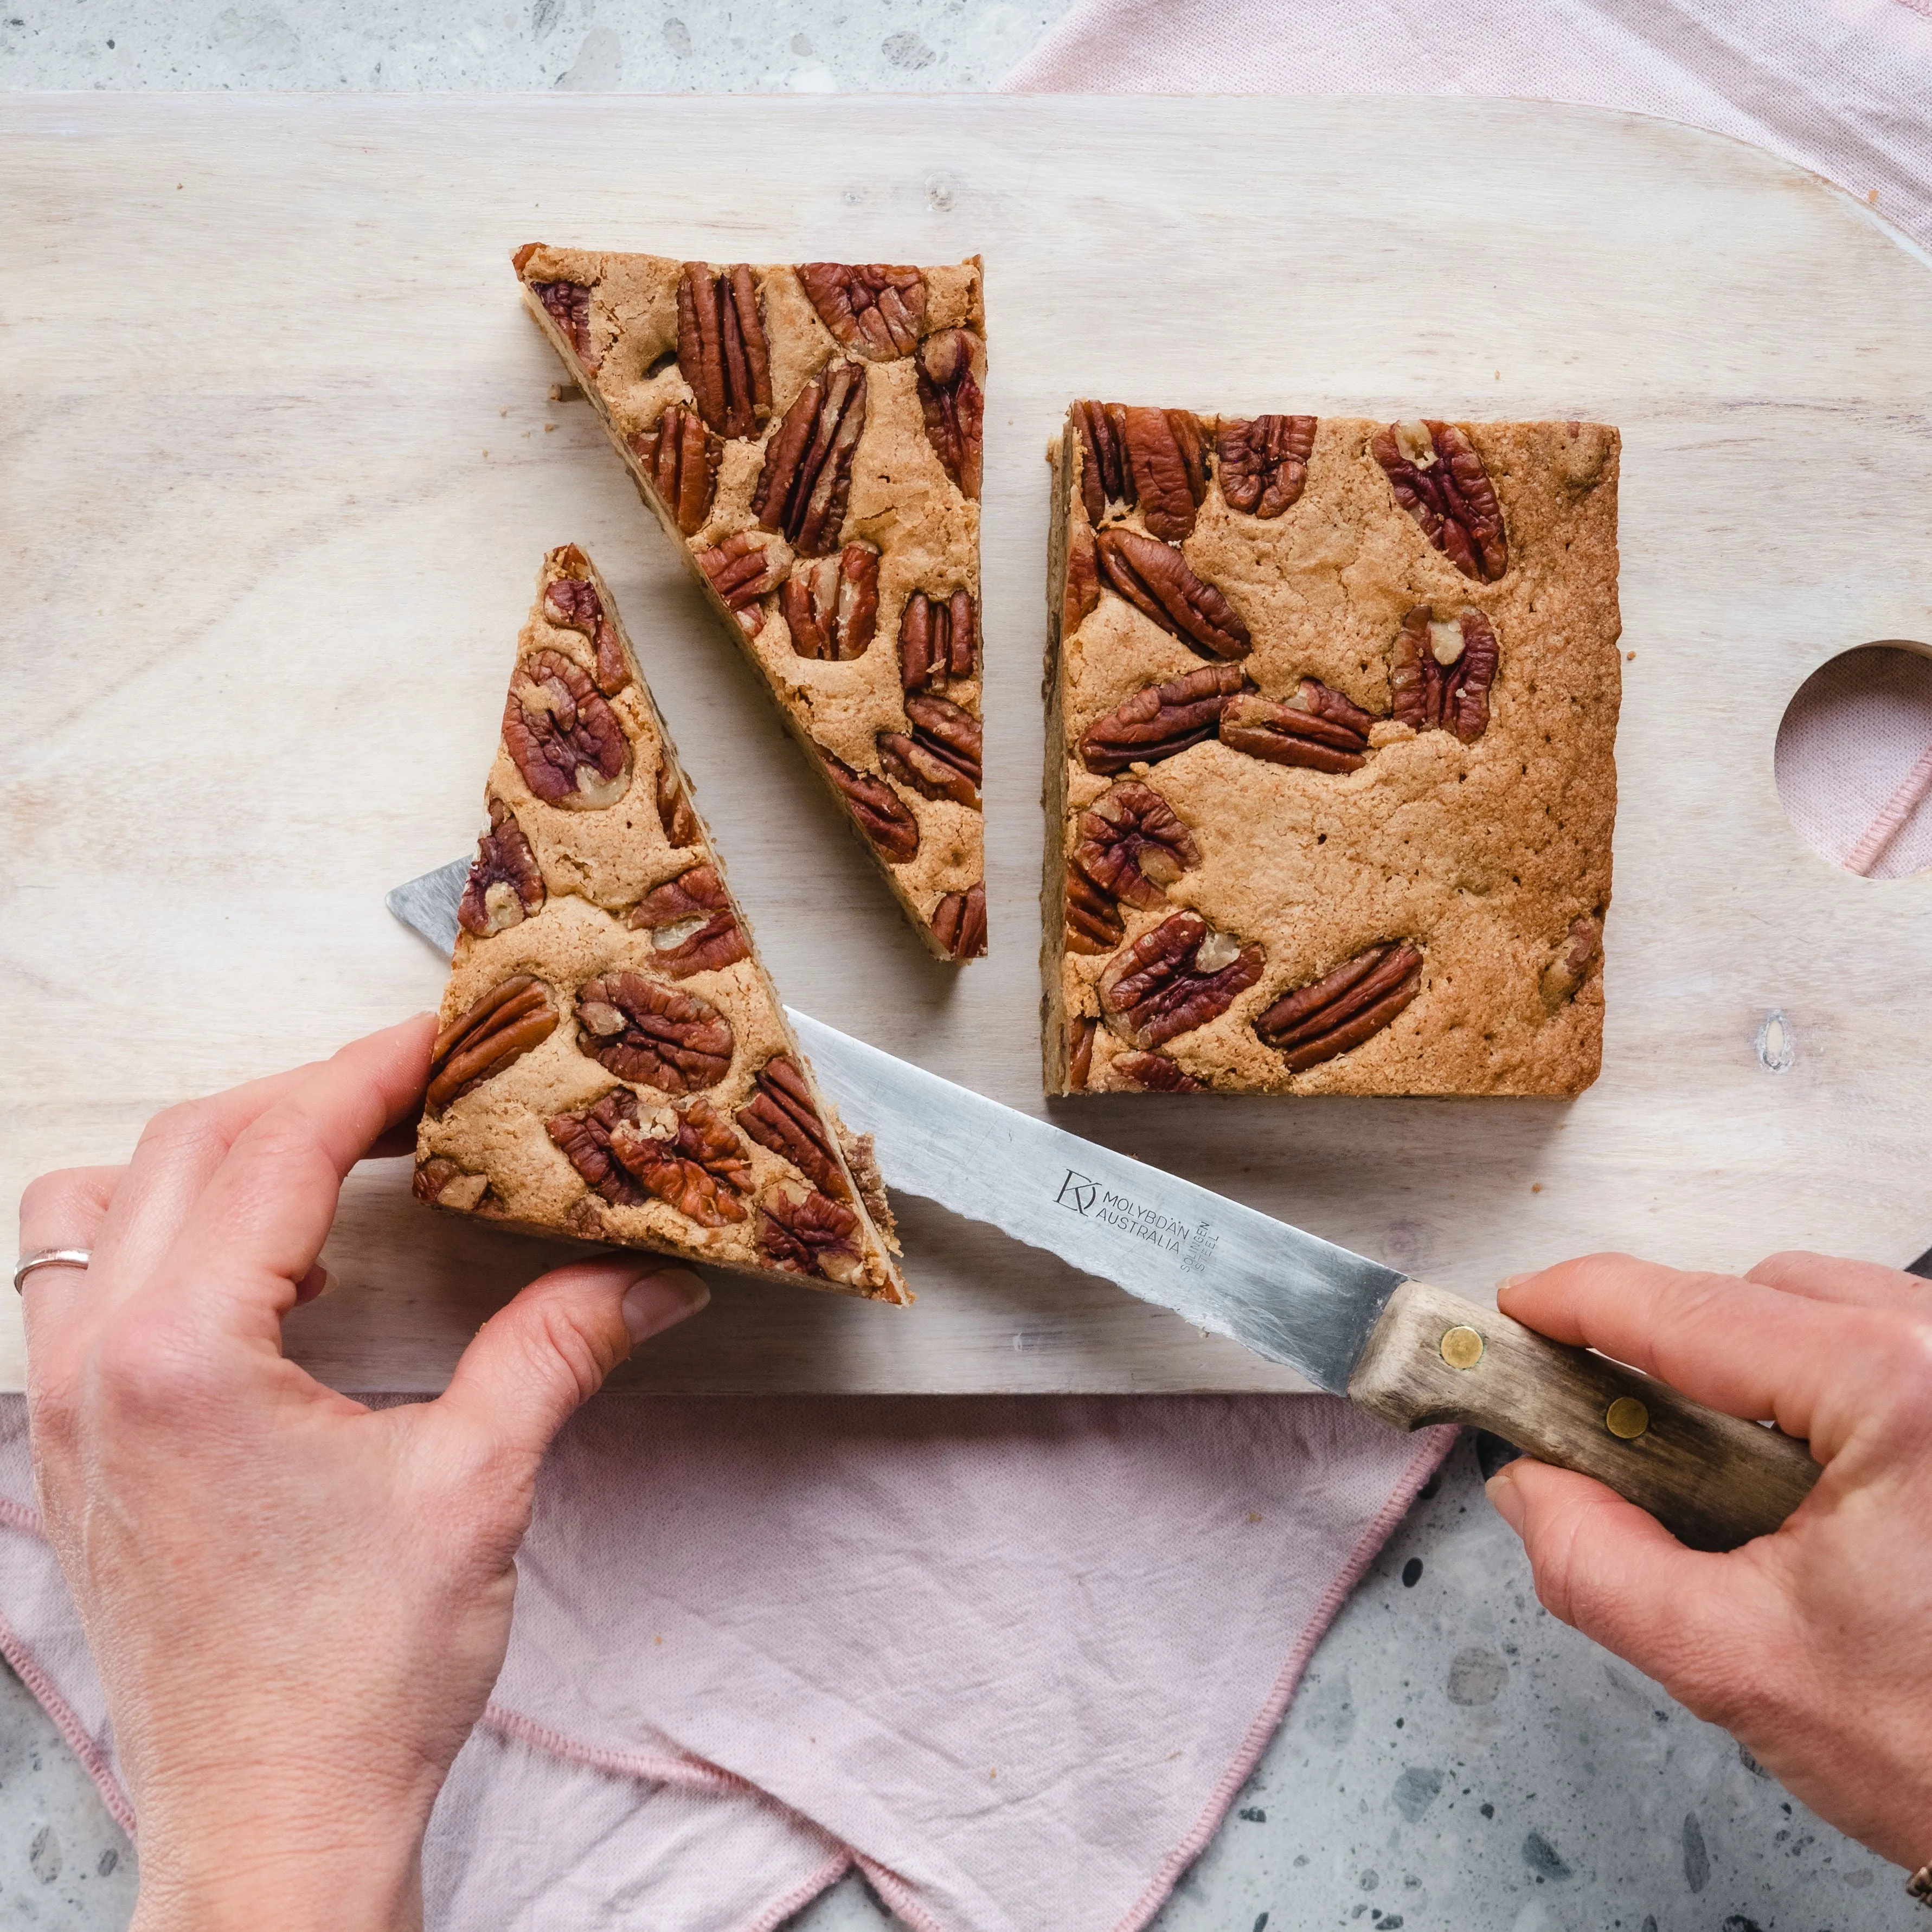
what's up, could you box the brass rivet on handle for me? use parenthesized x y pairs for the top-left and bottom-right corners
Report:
(1605, 1396), (1650, 1440)
(1439, 1325), (1486, 1370)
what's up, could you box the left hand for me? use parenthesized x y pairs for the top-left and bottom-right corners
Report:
(18, 1016), (708, 1932)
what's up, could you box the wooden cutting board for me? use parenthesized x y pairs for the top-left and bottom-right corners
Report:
(4, 93), (1930, 1392)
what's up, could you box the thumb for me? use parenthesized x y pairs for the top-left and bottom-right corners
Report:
(1487, 1458), (1758, 1694)
(434, 1256), (709, 1464)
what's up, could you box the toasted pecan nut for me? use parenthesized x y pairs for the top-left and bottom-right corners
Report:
(1216, 415), (1316, 518)
(657, 760), (699, 848)
(575, 971), (735, 1094)
(752, 361), (868, 557)
(756, 1175), (866, 1286)
(609, 1093), (753, 1228)
(458, 795), (546, 938)
(737, 1054), (846, 1199)
(696, 531), (785, 634)
(543, 568), (630, 696)
(547, 1088), (652, 1206)
(1121, 407), (1209, 542)
(781, 543), (880, 662)
(627, 863), (749, 979)
(428, 974), (559, 1113)
(530, 279), (598, 372)
(413, 1156), (492, 1212)
(1219, 682), (1376, 774)
(916, 328), (984, 500)
(898, 588), (977, 691)
(1066, 863), (1124, 955)
(817, 744), (921, 862)
(1390, 606), (1499, 743)
(1099, 910), (1264, 1050)
(1113, 1051), (1205, 1093)
(676, 262), (772, 439)
(1073, 779), (1201, 912)
(1081, 664), (1251, 775)
(1540, 915), (1602, 1011)
(1072, 400), (1129, 525)
(1062, 522), (1101, 639)
(1095, 528), (1250, 662)
(1256, 942), (1423, 1073)
(1372, 420), (1508, 582)
(798, 262), (927, 360)
(877, 694), (981, 808)
(1067, 1015), (1099, 1090)
(630, 403), (722, 537)
(503, 650), (631, 810)
(932, 881), (987, 960)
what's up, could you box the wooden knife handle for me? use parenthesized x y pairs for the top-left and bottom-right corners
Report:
(1345, 1279), (1820, 1552)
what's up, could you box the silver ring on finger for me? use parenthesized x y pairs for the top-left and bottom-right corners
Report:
(12, 1249), (92, 1295)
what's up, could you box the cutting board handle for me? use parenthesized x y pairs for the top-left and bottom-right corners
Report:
(1346, 1279), (1820, 1552)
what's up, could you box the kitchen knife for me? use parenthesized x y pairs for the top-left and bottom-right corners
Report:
(389, 859), (1819, 1552)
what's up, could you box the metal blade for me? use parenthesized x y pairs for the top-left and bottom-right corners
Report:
(787, 1010), (1403, 1395)
(387, 858), (469, 957)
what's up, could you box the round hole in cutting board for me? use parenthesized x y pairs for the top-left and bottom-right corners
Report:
(1774, 644), (1932, 880)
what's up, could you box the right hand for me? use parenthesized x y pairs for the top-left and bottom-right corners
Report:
(1486, 1250), (1932, 1871)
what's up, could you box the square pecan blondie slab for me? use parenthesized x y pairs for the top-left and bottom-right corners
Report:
(1043, 409), (1620, 1096)
(512, 248), (986, 963)
(414, 545), (908, 1302)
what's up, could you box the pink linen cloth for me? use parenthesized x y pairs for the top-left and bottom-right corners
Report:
(7, 7), (1932, 1929)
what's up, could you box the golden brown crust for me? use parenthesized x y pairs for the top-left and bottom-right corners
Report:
(1043, 413), (1620, 1096)
(512, 247), (986, 962)
(415, 545), (910, 1302)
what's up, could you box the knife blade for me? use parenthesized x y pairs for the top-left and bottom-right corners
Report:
(389, 860), (1820, 1551)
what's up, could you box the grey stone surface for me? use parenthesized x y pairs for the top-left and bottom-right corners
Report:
(0, 0), (1076, 92)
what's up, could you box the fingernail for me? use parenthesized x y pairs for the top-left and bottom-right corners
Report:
(1495, 1273), (1530, 1302)
(621, 1265), (709, 1344)
(1486, 1467), (1526, 1535)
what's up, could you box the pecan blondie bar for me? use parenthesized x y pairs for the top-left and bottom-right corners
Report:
(1044, 409), (1620, 1096)
(415, 544), (908, 1302)
(512, 248), (986, 963)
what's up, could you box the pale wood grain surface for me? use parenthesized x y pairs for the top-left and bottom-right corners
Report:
(3, 93), (1929, 1391)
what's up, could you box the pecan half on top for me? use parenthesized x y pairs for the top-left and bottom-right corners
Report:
(530, 279), (598, 373)
(575, 971), (735, 1094)
(610, 1093), (754, 1228)
(630, 403), (722, 538)
(428, 975), (559, 1113)
(1371, 420), (1508, 582)
(1094, 528), (1251, 662)
(544, 570), (630, 697)
(1390, 606), (1499, 744)
(933, 881), (987, 961)
(626, 863), (749, 979)
(877, 694), (982, 809)
(817, 744), (920, 862)
(1256, 942), (1423, 1073)
(1067, 1014), (1099, 1090)
(1066, 864), (1124, 956)
(1073, 779), (1201, 912)
(757, 1176), (866, 1286)
(916, 328), (984, 501)
(1114, 1051), (1205, 1093)
(797, 262), (927, 360)
(1540, 915), (1602, 1012)
(1217, 415), (1317, 519)
(899, 588), (977, 691)
(1071, 402), (1207, 541)
(1080, 664), (1251, 775)
(1062, 522), (1101, 640)
(1219, 681), (1377, 774)
(1099, 910), (1265, 1051)
(414, 1157), (492, 1213)
(1073, 400), (1129, 525)
(696, 531), (786, 634)
(781, 542), (880, 662)
(751, 362), (868, 558)
(547, 1088), (652, 1206)
(503, 650), (632, 810)
(657, 760), (698, 848)
(458, 795), (545, 938)
(737, 1054), (847, 1199)
(676, 262), (772, 440)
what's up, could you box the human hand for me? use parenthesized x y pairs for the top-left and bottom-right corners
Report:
(17, 1016), (708, 1932)
(1486, 1250), (1932, 1872)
